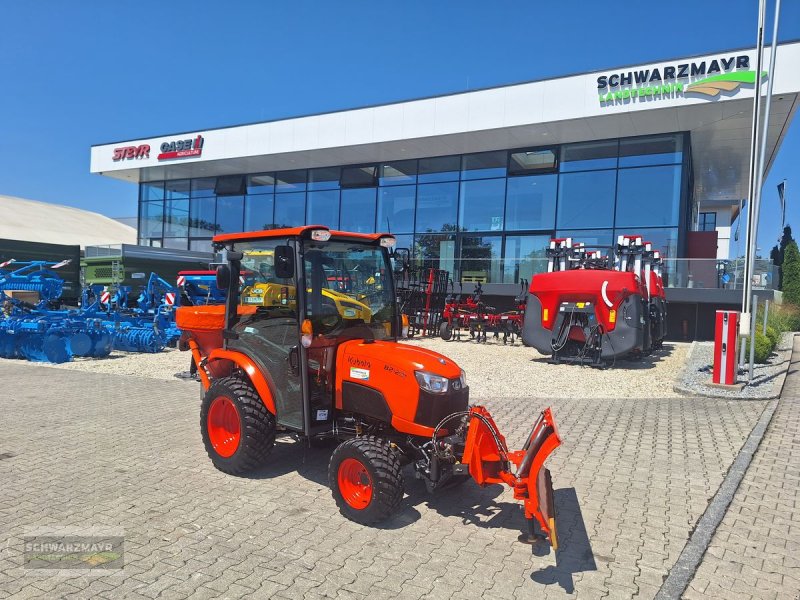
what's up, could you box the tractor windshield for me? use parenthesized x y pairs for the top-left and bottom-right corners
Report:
(302, 240), (396, 339)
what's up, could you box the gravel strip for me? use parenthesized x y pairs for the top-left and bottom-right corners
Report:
(3, 336), (690, 399)
(674, 332), (795, 399)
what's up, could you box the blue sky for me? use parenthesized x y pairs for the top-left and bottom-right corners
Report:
(1, 0), (798, 253)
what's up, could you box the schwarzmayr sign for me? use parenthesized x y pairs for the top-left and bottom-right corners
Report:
(597, 54), (765, 105)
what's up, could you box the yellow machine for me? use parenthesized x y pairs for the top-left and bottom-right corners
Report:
(240, 250), (373, 322)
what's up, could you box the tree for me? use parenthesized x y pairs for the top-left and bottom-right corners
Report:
(770, 225), (794, 289)
(782, 240), (800, 306)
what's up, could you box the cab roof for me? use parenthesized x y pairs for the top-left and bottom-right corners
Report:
(213, 226), (393, 244)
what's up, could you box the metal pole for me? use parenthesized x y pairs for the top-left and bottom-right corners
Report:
(763, 298), (770, 335)
(740, 0), (767, 335)
(749, 295), (759, 381)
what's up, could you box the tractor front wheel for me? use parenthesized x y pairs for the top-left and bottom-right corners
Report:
(200, 376), (276, 475)
(329, 436), (404, 524)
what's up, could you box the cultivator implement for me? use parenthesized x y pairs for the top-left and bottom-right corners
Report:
(397, 267), (449, 337)
(439, 281), (528, 344)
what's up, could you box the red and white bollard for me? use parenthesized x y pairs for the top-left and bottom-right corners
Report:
(713, 310), (739, 385)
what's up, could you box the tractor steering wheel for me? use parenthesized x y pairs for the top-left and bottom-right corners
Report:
(316, 296), (343, 332)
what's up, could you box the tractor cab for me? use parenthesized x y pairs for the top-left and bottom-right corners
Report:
(177, 226), (561, 546)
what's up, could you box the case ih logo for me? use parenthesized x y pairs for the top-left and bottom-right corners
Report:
(158, 135), (204, 161)
(112, 145), (150, 161)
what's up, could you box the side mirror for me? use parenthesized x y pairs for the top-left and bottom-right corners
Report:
(216, 265), (231, 290)
(274, 245), (294, 279)
(392, 248), (410, 273)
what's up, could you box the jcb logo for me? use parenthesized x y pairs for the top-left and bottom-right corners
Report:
(112, 145), (150, 161)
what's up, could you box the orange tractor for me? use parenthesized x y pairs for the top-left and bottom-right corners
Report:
(176, 226), (561, 546)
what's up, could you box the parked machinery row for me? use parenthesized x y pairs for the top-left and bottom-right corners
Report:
(521, 235), (667, 367)
(0, 260), (186, 363)
(439, 281), (529, 344)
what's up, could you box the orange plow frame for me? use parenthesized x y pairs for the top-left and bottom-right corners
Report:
(461, 406), (561, 549)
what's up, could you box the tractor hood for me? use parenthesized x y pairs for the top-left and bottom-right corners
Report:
(337, 339), (462, 380)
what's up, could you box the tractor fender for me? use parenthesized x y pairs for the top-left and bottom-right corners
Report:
(206, 349), (277, 415)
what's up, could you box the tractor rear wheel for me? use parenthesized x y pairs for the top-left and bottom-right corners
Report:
(329, 436), (404, 524)
(200, 376), (275, 475)
(439, 322), (453, 341)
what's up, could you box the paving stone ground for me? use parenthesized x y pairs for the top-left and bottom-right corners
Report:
(684, 336), (800, 600)
(0, 359), (768, 599)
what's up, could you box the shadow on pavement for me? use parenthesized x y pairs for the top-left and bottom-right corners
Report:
(530, 487), (597, 594)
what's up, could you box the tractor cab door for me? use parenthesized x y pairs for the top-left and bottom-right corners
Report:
(227, 240), (305, 432)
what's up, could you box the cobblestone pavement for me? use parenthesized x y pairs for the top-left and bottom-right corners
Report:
(0, 360), (768, 599)
(684, 336), (800, 600)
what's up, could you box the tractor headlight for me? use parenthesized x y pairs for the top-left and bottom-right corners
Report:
(415, 371), (449, 394)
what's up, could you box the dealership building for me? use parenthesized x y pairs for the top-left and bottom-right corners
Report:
(91, 42), (800, 338)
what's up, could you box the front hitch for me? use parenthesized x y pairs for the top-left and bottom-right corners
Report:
(461, 406), (561, 549)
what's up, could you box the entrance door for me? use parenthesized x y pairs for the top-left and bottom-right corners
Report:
(229, 240), (304, 431)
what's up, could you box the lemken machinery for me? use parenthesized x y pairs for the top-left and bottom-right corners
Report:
(176, 226), (561, 546)
(522, 235), (667, 366)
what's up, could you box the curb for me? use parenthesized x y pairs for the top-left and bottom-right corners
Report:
(654, 396), (781, 599)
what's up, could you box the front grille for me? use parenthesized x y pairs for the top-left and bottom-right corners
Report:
(414, 384), (469, 429)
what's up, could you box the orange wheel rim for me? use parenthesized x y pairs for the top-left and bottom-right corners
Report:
(207, 396), (240, 458)
(337, 458), (373, 509)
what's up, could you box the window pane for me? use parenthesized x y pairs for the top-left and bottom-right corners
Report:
(141, 182), (164, 201)
(503, 235), (551, 283)
(190, 197), (218, 236)
(274, 191), (306, 227)
(392, 233), (413, 251)
(508, 149), (557, 175)
(307, 167), (340, 191)
(461, 151), (507, 180)
(615, 165), (681, 228)
(619, 134), (683, 167)
(139, 201), (164, 238)
(306, 190), (340, 228)
(557, 170), (616, 228)
(459, 235), (502, 283)
(191, 178), (216, 197)
(341, 165), (377, 188)
(247, 173), (275, 194)
(163, 237), (188, 250)
(216, 195), (245, 234)
(459, 178), (505, 232)
(244, 195), (275, 231)
(418, 155), (460, 183)
(189, 239), (213, 253)
(416, 182), (458, 233)
(560, 140), (618, 172)
(622, 227), (678, 259)
(275, 170), (307, 193)
(377, 186), (415, 233)
(215, 175), (246, 196)
(414, 233), (455, 274)
(556, 229), (614, 249)
(165, 179), (191, 200)
(340, 188), (376, 233)
(505, 174), (557, 230)
(164, 198), (189, 238)
(380, 160), (417, 186)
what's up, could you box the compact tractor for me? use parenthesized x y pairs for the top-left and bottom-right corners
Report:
(177, 226), (561, 546)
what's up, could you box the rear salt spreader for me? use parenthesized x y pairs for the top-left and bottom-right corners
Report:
(522, 236), (667, 366)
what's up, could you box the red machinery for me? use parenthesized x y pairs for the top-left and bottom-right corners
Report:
(439, 281), (528, 344)
(522, 236), (665, 366)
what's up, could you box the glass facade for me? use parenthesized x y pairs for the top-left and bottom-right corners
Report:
(138, 133), (688, 283)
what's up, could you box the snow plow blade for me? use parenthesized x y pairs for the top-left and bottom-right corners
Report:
(461, 406), (561, 549)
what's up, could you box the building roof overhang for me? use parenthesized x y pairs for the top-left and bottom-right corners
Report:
(91, 42), (800, 209)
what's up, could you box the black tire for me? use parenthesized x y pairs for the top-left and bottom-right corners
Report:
(200, 375), (276, 475)
(439, 321), (453, 341)
(328, 436), (404, 525)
